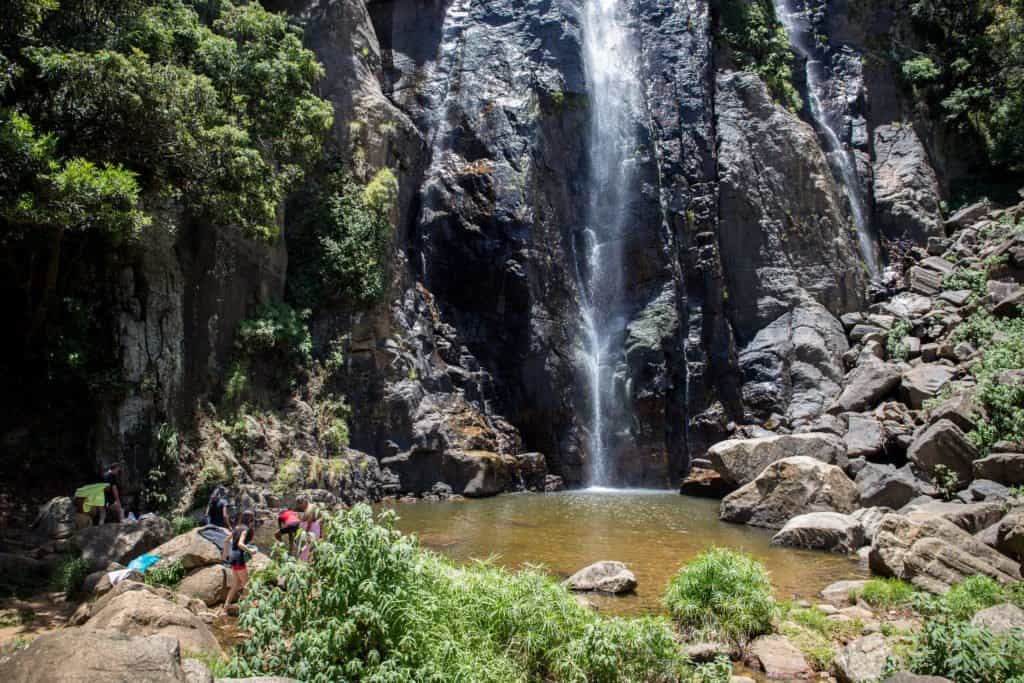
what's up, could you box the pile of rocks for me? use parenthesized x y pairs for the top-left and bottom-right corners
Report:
(703, 197), (1024, 594)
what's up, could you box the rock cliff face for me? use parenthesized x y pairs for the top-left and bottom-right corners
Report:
(90, 0), (951, 497)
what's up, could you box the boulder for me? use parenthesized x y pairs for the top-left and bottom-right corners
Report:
(898, 501), (1005, 534)
(75, 517), (173, 570)
(32, 496), (79, 541)
(993, 290), (1024, 318)
(872, 124), (943, 243)
(565, 561), (637, 595)
(844, 414), (885, 459)
(831, 358), (901, 413)
(973, 453), (1024, 486)
(970, 602), (1024, 633)
(901, 365), (954, 409)
(820, 579), (869, 605)
(149, 527), (227, 571)
(996, 509), (1024, 561)
(852, 507), (894, 542)
(869, 512), (1021, 593)
(745, 635), (811, 680)
(908, 266), (945, 296)
(182, 660), (213, 683)
(836, 633), (892, 683)
(720, 456), (859, 529)
(679, 467), (731, 498)
(958, 479), (1012, 503)
(454, 450), (509, 497)
(772, 512), (865, 553)
(945, 199), (990, 232)
(856, 463), (931, 509)
(707, 433), (848, 488)
(976, 521), (1001, 549)
(880, 292), (933, 320)
(82, 586), (222, 655)
(178, 565), (231, 607)
(907, 419), (979, 487)
(0, 629), (186, 682)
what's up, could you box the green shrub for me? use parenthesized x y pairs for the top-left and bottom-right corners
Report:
(225, 505), (696, 682)
(717, 0), (802, 111)
(851, 578), (917, 608)
(899, 620), (1024, 682)
(663, 547), (776, 648)
(142, 422), (179, 512)
(887, 320), (912, 361)
(171, 515), (198, 536)
(144, 560), (185, 588)
(53, 554), (90, 598)
(234, 300), (312, 367)
(913, 575), (1008, 622)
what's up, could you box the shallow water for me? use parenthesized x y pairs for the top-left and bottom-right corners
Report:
(382, 490), (867, 615)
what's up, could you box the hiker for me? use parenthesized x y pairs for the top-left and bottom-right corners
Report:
(274, 496), (307, 556)
(297, 502), (322, 562)
(99, 463), (124, 524)
(221, 509), (256, 614)
(205, 486), (232, 530)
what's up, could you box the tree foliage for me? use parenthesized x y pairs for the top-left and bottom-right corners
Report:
(716, 0), (802, 111)
(902, 0), (1024, 171)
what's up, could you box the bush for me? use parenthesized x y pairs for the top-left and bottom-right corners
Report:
(144, 560), (185, 588)
(225, 505), (699, 682)
(851, 578), (917, 608)
(913, 575), (1008, 622)
(717, 0), (802, 111)
(663, 548), (776, 648)
(53, 554), (90, 598)
(887, 320), (912, 361)
(899, 620), (1024, 682)
(171, 515), (198, 536)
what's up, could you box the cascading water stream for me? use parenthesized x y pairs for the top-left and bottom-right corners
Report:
(578, 0), (642, 486)
(771, 0), (880, 279)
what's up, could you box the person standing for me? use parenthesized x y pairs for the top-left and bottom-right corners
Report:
(99, 463), (124, 524)
(205, 486), (232, 530)
(220, 509), (256, 614)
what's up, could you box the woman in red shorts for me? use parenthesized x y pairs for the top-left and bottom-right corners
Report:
(220, 509), (256, 614)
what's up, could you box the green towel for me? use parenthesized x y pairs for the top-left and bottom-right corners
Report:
(74, 483), (109, 513)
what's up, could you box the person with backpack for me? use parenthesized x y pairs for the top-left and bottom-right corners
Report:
(220, 509), (256, 614)
(205, 486), (232, 530)
(99, 463), (124, 525)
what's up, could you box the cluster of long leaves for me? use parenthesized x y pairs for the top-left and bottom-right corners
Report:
(662, 547), (775, 649)
(226, 505), (703, 683)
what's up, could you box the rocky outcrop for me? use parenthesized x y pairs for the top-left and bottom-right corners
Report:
(836, 633), (893, 683)
(869, 512), (1022, 593)
(707, 433), (848, 488)
(0, 630), (187, 683)
(872, 124), (943, 243)
(771, 512), (865, 553)
(720, 456), (859, 529)
(81, 588), (221, 656)
(565, 561), (637, 595)
(75, 518), (173, 571)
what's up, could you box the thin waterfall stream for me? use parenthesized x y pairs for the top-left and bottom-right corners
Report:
(772, 0), (881, 279)
(578, 0), (643, 487)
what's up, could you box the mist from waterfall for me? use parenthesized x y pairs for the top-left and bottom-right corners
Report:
(578, 0), (642, 486)
(772, 0), (880, 279)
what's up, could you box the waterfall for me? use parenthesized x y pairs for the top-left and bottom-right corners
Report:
(771, 0), (880, 279)
(578, 0), (642, 486)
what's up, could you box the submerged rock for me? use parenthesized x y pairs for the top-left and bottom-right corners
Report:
(771, 512), (865, 553)
(565, 561), (637, 595)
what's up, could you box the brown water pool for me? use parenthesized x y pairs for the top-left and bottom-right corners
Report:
(381, 489), (867, 615)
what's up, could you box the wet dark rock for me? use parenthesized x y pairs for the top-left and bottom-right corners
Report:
(679, 467), (731, 498)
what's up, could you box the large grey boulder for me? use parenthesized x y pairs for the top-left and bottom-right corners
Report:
(81, 586), (221, 656)
(721, 456), (859, 529)
(869, 512), (1022, 593)
(707, 432), (848, 488)
(771, 512), (865, 553)
(75, 517), (173, 570)
(32, 496), (81, 541)
(898, 501), (1005, 534)
(177, 565), (231, 607)
(872, 124), (943, 243)
(149, 527), (226, 571)
(832, 358), (901, 413)
(974, 453), (1024, 485)
(901, 365), (954, 409)
(0, 629), (186, 682)
(852, 507), (894, 542)
(565, 561), (637, 595)
(836, 633), (892, 683)
(856, 463), (931, 509)
(929, 391), (983, 433)
(996, 509), (1024, 561)
(745, 635), (811, 680)
(971, 603), (1024, 633)
(907, 419), (980, 488)
(844, 414), (885, 459)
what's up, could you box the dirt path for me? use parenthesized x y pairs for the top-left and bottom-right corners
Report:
(0, 592), (78, 652)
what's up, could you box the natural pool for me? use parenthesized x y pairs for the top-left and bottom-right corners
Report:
(382, 489), (867, 615)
